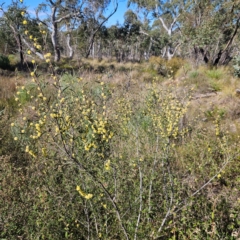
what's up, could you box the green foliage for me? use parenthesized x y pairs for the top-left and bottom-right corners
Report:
(149, 56), (185, 77)
(8, 54), (19, 66)
(189, 70), (199, 78)
(1, 67), (239, 239)
(0, 54), (11, 70)
(206, 69), (223, 80)
(233, 55), (240, 78)
(15, 86), (31, 105)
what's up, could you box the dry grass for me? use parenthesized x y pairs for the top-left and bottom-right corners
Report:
(0, 76), (16, 100)
(1, 59), (240, 239)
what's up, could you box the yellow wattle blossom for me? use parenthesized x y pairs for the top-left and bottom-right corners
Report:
(24, 30), (28, 35)
(28, 150), (36, 158)
(42, 148), (47, 156)
(22, 20), (27, 25)
(30, 72), (35, 77)
(104, 159), (111, 171)
(25, 145), (29, 153)
(27, 50), (31, 55)
(21, 11), (25, 16)
(76, 185), (93, 199)
(44, 53), (51, 58)
(31, 60), (35, 64)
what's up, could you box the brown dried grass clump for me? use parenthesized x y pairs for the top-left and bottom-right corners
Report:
(0, 76), (16, 100)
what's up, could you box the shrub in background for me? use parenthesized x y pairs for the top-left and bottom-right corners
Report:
(148, 56), (185, 77)
(0, 54), (11, 70)
(233, 55), (240, 78)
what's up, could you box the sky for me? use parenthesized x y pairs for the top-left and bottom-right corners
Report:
(1, 0), (129, 26)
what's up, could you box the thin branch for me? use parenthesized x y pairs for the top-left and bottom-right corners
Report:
(148, 135), (159, 223)
(134, 128), (143, 240)
(21, 36), (45, 59)
(222, 13), (240, 54)
(85, 2), (118, 58)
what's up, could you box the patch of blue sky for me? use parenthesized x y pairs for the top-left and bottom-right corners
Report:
(1, 0), (129, 26)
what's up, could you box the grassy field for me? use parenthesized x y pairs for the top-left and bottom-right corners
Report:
(0, 57), (240, 239)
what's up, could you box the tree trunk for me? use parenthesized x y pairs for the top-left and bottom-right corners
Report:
(97, 39), (102, 60)
(17, 33), (24, 69)
(51, 22), (61, 62)
(66, 32), (74, 59)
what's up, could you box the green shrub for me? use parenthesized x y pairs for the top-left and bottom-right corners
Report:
(0, 54), (10, 70)
(8, 54), (19, 66)
(233, 55), (240, 77)
(148, 56), (185, 77)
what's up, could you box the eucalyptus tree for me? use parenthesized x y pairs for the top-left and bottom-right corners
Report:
(0, 2), (27, 66)
(128, 0), (187, 60)
(35, 0), (118, 61)
(0, 9), (17, 55)
(181, 0), (240, 65)
(74, 19), (109, 59)
(124, 9), (147, 60)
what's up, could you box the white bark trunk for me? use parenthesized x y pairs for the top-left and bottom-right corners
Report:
(66, 33), (74, 59)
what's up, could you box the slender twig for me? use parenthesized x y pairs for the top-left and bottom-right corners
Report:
(83, 202), (90, 240)
(89, 201), (99, 237)
(148, 135), (159, 223)
(134, 128), (143, 240)
(52, 127), (129, 239)
(158, 142), (173, 233)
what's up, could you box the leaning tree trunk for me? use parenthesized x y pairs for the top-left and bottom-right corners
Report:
(17, 32), (24, 69)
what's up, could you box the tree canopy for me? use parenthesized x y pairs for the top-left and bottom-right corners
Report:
(0, 0), (240, 64)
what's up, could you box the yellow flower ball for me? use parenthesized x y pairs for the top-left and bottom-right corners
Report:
(25, 146), (29, 153)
